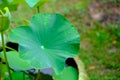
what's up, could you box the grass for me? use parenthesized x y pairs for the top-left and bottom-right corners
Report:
(80, 26), (120, 80)
(10, 0), (120, 80)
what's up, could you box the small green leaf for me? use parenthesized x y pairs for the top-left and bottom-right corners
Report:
(53, 67), (78, 80)
(8, 14), (80, 73)
(0, 51), (32, 70)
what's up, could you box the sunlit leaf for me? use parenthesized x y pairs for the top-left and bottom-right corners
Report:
(8, 14), (80, 73)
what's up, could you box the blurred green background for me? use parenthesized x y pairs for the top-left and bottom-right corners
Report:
(9, 0), (120, 80)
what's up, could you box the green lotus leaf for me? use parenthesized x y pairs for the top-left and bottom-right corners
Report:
(8, 14), (80, 73)
(53, 66), (78, 80)
(0, 51), (32, 70)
